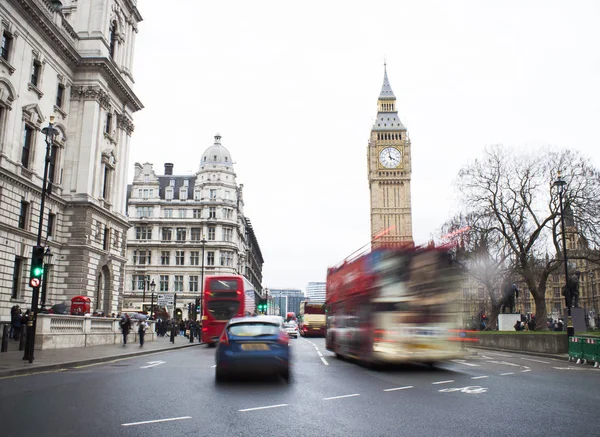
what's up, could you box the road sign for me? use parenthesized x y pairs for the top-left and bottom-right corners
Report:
(158, 294), (174, 306)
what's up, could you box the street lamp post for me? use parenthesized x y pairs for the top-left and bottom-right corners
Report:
(590, 271), (596, 328)
(553, 171), (573, 336)
(39, 248), (54, 312)
(200, 236), (206, 321)
(147, 279), (156, 318)
(23, 116), (58, 363)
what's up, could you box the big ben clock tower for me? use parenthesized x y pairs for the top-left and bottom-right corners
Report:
(368, 66), (414, 248)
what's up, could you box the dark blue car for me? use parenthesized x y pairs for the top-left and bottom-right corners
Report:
(215, 315), (291, 382)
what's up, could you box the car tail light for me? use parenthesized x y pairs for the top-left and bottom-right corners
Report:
(278, 332), (289, 345)
(219, 329), (229, 345)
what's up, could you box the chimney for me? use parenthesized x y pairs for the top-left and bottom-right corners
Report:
(164, 163), (174, 175)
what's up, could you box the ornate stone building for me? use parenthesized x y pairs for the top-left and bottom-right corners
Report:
(367, 66), (414, 248)
(124, 134), (264, 319)
(0, 0), (143, 321)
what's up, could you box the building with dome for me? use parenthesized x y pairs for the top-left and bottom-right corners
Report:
(123, 134), (264, 319)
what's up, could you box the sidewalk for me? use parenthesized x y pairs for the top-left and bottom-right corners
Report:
(0, 336), (202, 377)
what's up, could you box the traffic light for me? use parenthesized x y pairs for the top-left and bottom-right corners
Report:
(29, 246), (45, 288)
(195, 298), (201, 314)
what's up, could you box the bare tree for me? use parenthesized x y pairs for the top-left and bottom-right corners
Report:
(453, 146), (600, 330)
(442, 212), (513, 330)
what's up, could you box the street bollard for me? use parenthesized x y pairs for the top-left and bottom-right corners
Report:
(1, 325), (8, 352)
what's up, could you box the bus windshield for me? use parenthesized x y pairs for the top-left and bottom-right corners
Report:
(208, 279), (239, 291)
(304, 304), (325, 314)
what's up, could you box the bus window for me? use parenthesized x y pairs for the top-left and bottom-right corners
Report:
(208, 279), (239, 291)
(208, 300), (240, 320)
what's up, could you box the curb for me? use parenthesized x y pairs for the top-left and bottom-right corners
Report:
(0, 342), (202, 378)
(469, 345), (569, 361)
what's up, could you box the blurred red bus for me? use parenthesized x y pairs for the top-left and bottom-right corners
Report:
(325, 247), (464, 366)
(201, 275), (256, 346)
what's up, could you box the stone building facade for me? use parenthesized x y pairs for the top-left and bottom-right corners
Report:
(124, 134), (264, 319)
(0, 0), (143, 321)
(367, 66), (414, 248)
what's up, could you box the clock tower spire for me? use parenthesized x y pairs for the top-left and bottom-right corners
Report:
(367, 66), (414, 248)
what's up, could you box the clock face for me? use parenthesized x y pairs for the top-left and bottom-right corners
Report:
(379, 147), (402, 168)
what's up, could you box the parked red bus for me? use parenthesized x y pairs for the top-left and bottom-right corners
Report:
(201, 275), (257, 346)
(299, 301), (326, 337)
(326, 246), (464, 366)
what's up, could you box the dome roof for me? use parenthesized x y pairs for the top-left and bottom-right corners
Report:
(201, 133), (233, 168)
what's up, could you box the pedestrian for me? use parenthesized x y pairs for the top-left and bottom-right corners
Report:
(120, 313), (131, 345)
(138, 319), (148, 347)
(170, 319), (177, 344)
(10, 306), (21, 341)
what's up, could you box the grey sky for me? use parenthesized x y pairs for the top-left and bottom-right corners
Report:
(128, 0), (600, 292)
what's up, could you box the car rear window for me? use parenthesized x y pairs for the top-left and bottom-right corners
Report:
(228, 322), (280, 337)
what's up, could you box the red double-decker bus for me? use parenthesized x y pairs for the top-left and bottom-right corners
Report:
(326, 246), (464, 366)
(201, 275), (257, 346)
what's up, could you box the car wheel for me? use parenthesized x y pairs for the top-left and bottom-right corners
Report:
(215, 367), (227, 383)
(281, 367), (291, 383)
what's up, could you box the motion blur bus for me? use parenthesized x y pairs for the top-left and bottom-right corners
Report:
(201, 275), (257, 346)
(298, 301), (326, 337)
(325, 246), (464, 366)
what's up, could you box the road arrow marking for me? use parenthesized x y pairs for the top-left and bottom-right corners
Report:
(140, 361), (166, 369)
(451, 359), (480, 367)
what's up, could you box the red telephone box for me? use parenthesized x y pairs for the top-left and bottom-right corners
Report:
(70, 296), (91, 315)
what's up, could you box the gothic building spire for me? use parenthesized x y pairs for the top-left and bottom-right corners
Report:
(379, 62), (396, 100)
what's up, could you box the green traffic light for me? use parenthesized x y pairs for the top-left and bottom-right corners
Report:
(33, 266), (44, 277)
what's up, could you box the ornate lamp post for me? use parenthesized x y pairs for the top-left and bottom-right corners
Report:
(200, 236), (206, 319)
(590, 271), (596, 328)
(39, 247), (54, 311)
(23, 116), (58, 363)
(553, 171), (573, 336)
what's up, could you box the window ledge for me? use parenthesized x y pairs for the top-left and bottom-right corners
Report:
(103, 132), (117, 144)
(0, 57), (15, 75)
(27, 83), (44, 99)
(53, 105), (68, 119)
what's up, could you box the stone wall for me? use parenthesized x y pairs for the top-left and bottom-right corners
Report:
(467, 332), (568, 354)
(35, 314), (155, 350)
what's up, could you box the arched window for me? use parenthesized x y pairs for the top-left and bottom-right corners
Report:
(109, 21), (117, 59)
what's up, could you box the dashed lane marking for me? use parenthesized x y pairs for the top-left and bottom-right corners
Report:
(303, 338), (329, 366)
(432, 380), (454, 385)
(122, 416), (192, 426)
(320, 357), (330, 366)
(470, 376), (488, 380)
(521, 358), (550, 364)
(239, 404), (288, 412)
(451, 359), (480, 367)
(384, 386), (414, 392)
(323, 394), (360, 400)
(500, 372), (514, 375)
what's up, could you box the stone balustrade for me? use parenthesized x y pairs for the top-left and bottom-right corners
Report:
(35, 314), (156, 350)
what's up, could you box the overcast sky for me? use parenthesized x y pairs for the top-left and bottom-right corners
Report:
(128, 0), (600, 292)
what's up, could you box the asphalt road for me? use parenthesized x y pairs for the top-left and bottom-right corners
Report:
(0, 337), (598, 437)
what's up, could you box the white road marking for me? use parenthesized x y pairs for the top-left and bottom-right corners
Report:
(470, 376), (488, 380)
(552, 366), (586, 371)
(140, 361), (166, 369)
(451, 359), (480, 367)
(500, 372), (514, 375)
(317, 351), (323, 357)
(122, 416), (192, 426)
(521, 369), (531, 373)
(323, 394), (360, 400)
(432, 380), (454, 385)
(384, 386), (414, 392)
(320, 356), (329, 366)
(486, 353), (511, 357)
(303, 338), (329, 365)
(521, 358), (550, 364)
(211, 365), (216, 368)
(239, 404), (289, 412)
(486, 360), (521, 367)
(439, 386), (488, 394)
